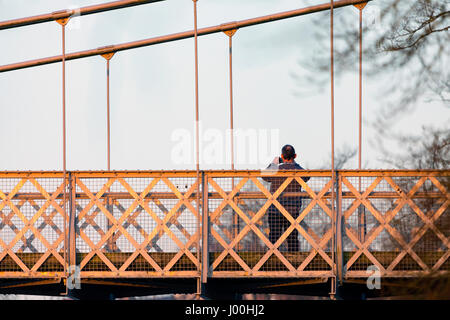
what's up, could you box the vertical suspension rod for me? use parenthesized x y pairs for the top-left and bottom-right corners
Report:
(102, 52), (115, 252)
(330, 0), (336, 297)
(62, 24), (67, 271)
(355, 3), (366, 244)
(192, 0), (201, 295)
(101, 53), (116, 171)
(56, 17), (69, 293)
(228, 32), (236, 172)
(358, 8), (362, 171)
(193, 0), (200, 173)
(107, 59), (111, 171)
(62, 24), (67, 272)
(224, 29), (238, 248)
(358, 6), (363, 243)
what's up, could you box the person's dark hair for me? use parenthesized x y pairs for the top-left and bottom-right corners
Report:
(281, 144), (296, 160)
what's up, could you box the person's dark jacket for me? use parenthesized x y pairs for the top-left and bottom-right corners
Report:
(262, 161), (310, 207)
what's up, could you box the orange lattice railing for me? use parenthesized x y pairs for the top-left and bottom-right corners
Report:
(0, 172), (67, 278)
(72, 172), (201, 278)
(339, 171), (450, 278)
(206, 171), (335, 277)
(0, 170), (448, 281)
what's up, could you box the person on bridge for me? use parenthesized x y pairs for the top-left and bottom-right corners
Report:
(262, 144), (310, 252)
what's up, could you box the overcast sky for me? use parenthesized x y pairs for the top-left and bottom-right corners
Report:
(0, 0), (448, 171)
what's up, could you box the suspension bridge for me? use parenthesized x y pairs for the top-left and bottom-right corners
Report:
(0, 0), (448, 300)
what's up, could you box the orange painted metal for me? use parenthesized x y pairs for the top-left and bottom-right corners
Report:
(0, 0), (164, 30)
(341, 174), (450, 278)
(0, 0), (372, 73)
(100, 52), (115, 172)
(192, 0), (202, 295)
(329, 0), (337, 296)
(0, 170), (448, 281)
(55, 19), (69, 284)
(353, 2), (368, 10)
(224, 29), (238, 171)
(356, 4), (366, 250)
(0, 170), (448, 178)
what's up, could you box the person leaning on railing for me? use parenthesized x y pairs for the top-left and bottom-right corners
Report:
(262, 144), (310, 252)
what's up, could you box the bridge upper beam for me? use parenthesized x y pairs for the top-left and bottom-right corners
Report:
(0, 0), (165, 31)
(0, 169), (449, 178)
(0, 169), (449, 179)
(0, 0), (372, 73)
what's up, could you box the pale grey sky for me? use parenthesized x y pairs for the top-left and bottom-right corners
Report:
(0, 0), (448, 171)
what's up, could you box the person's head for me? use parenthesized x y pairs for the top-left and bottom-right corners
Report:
(281, 144), (297, 162)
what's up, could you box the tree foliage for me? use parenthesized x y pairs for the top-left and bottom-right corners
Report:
(295, 0), (449, 169)
(300, 0), (449, 112)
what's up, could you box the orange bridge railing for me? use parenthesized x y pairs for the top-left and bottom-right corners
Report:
(0, 170), (448, 282)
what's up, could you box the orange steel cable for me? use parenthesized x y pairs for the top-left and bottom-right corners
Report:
(0, 0), (372, 74)
(0, 0), (164, 30)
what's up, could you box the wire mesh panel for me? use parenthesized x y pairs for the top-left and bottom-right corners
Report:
(207, 171), (335, 277)
(0, 173), (66, 278)
(73, 172), (200, 278)
(341, 171), (450, 278)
